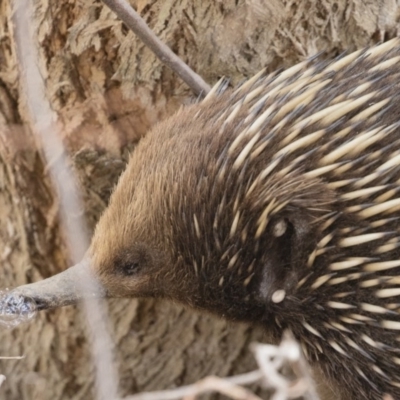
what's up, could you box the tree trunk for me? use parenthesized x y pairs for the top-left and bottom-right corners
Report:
(0, 0), (398, 399)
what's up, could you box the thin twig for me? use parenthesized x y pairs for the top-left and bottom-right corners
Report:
(12, 3), (119, 400)
(183, 376), (263, 400)
(123, 333), (321, 400)
(0, 356), (24, 360)
(251, 333), (320, 400)
(124, 370), (264, 400)
(100, 0), (211, 96)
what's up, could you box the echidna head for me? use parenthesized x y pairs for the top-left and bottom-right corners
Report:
(86, 98), (335, 323)
(4, 87), (337, 325)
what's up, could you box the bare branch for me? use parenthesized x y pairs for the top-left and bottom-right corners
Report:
(11, 2), (119, 399)
(101, 0), (211, 96)
(123, 333), (320, 400)
(0, 356), (24, 360)
(183, 376), (263, 400)
(124, 371), (264, 400)
(251, 333), (320, 400)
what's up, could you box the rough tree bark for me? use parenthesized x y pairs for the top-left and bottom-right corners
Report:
(0, 0), (399, 399)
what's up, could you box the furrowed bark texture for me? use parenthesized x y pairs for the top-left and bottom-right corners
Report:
(0, 0), (398, 399)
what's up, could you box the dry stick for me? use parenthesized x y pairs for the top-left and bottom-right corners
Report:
(183, 376), (263, 400)
(100, 0), (211, 96)
(12, 2), (119, 400)
(251, 335), (320, 400)
(123, 336), (319, 400)
(124, 370), (264, 400)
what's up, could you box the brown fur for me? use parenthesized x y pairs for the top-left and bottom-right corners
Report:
(90, 38), (400, 399)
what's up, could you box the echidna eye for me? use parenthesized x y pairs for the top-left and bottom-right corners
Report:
(272, 218), (287, 237)
(123, 261), (140, 276)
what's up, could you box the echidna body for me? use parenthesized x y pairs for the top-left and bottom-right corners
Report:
(8, 38), (400, 399)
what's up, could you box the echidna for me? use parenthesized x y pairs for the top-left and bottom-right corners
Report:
(6, 38), (400, 400)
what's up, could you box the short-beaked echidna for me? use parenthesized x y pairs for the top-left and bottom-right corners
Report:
(6, 38), (400, 400)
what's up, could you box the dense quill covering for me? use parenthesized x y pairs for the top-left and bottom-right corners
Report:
(15, 38), (400, 399)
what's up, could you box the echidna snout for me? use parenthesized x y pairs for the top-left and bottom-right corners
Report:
(8, 38), (400, 400)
